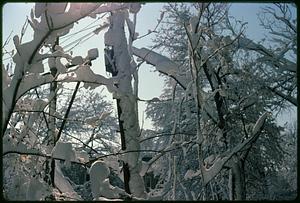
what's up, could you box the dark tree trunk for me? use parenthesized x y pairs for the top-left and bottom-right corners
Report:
(230, 159), (246, 200)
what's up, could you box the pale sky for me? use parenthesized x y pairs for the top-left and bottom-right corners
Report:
(2, 3), (296, 129)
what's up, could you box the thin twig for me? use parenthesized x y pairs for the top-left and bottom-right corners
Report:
(34, 89), (50, 130)
(55, 82), (80, 143)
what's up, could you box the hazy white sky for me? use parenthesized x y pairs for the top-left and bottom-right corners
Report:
(2, 3), (296, 129)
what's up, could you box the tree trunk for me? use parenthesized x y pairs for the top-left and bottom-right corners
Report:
(105, 11), (146, 198)
(228, 168), (233, 200)
(229, 158), (246, 200)
(116, 98), (131, 195)
(49, 37), (59, 187)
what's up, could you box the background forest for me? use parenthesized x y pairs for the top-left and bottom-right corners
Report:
(2, 2), (297, 200)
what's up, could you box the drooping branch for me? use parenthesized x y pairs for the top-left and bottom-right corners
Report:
(132, 46), (187, 89)
(236, 37), (296, 73)
(3, 69), (118, 111)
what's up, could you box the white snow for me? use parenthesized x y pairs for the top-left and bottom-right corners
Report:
(51, 142), (76, 167)
(27, 61), (44, 73)
(204, 154), (216, 167)
(26, 178), (50, 200)
(75, 65), (96, 81)
(87, 48), (99, 60)
(139, 161), (149, 177)
(93, 23), (110, 35)
(34, 99), (48, 111)
(55, 57), (67, 73)
(125, 16), (135, 36)
(3, 132), (41, 155)
(75, 65), (102, 89)
(3, 134), (18, 153)
(189, 16), (199, 33)
(89, 160), (110, 199)
(237, 37), (296, 72)
(2, 64), (11, 89)
(14, 73), (53, 101)
(104, 28), (117, 46)
(96, 197), (123, 201)
(102, 156), (122, 177)
(84, 115), (100, 127)
(129, 3), (142, 13)
(132, 46), (187, 88)
(5, 66), (117, 107)
(92, 3), (129, 15)
(1, 66), (118, 115)
(13, 35), (20, 46)
(34, 3), (46, 18)
(45, 3), (68, 14)
(183, 169), (201, 180)
(89, 160), (126, 199)
(54, 45), (64, 52)
(252, 111), (269, 135)
(200, 117), (270, 186)
(75, 151), (89, 163)
(48, 57), (56, 69)
(55, 161), (82, 200)
(184, 169), (195, 180)
(71, 56), (84, 65)
(6, 171), (29, 200)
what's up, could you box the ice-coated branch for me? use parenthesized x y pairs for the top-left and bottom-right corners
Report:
(15, 71), (117, 102)
(236, 37), (296, 73)
(132, 46), (187, 89)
